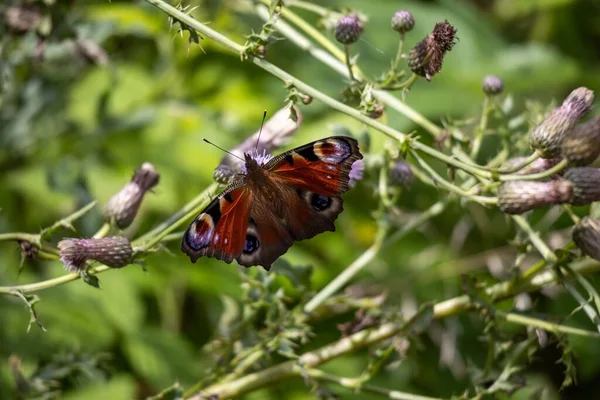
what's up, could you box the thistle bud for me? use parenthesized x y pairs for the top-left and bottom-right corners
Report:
(573, 217), (600, 261)
(349, 159), (365, 188)
(104, 163), (160, 229)
(497, 180), (573, 214)
(75, 39), (109, 66)
(482, 75), (503, 96)
(58, 237), (133, 273)
(561, 116), (600, 166)
(564, 167), (600, 206)
(213, 164), (234, 184)
(391, 10), (415, 34)
(529, 87), (594, 158)
(4, 5), (41, 34)
(335, 14), (364, 45)
(408, 20), (457, 81)
(501, 156), (563, 177)
(388, 160), (413, 186)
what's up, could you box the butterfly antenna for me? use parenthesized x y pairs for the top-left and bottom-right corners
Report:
(203, 138), (245, 162)
(255, 110), (268, 151)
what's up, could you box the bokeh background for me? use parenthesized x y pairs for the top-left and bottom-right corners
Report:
(2, 0), (600, 398)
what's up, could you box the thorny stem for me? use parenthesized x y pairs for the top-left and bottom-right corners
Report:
(191, 258), (600, 399)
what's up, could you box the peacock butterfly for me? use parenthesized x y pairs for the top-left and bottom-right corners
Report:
(181, 136), (363, 270)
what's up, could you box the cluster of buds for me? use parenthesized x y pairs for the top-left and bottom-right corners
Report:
(58, 237), (133, 273)
(497, 167), (600, 214)
(408, 20), (457, 81)
(104, 163), (160, 229)
(529, 87), (595, 159)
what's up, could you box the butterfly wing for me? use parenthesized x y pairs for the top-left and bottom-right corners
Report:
(267, 136), (362, 241)
(181, 184), (252, 264)
(182, 136), (363, 270)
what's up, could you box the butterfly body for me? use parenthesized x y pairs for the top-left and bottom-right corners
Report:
(182, 136), (362, 270)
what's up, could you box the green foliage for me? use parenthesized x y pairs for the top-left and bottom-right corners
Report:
(2, 0), (600, 399)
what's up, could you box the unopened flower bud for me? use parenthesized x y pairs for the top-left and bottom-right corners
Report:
(301, 94), (313, 105)
(335, 14), (363, 45)
(482, 75), (503, 95)
(497, 180), (573, 214)
(349, 159), (364, 188)
(388, 160), (413, 186)
(564, 167), (600, 206)
(408, 20), (457, 81)
(104, 163), (160, 229)
(76, 39), (109, 66)
(58, 237), (133, 273)
(4, 5), (41, 34)
(530, 87), (594, 158)
(391, 10), (415, 34)
(573, 217), (600, 261)
(213, 164), (234, 184)
(367, 104), (384, 119)
(561, 116), (600, 166)
(501, 156), (563, 177)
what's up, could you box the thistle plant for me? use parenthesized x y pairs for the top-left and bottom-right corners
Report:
(2, 1), (600, 399)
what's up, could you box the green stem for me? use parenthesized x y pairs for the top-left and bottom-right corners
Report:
(304, 222), (389, 313)
(470, 96), (490, 159)
(343, 44), (355, 81)
(499, 158), (568, 181)
(511, 215), (557, 264)
(410, 150), (497, 206)
(305, 369), (443, 400)
(93, 223), (111, 239)
(496, 310), (600, 339)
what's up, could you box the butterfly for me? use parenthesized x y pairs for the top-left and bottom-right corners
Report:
(181, 136), (363, 270)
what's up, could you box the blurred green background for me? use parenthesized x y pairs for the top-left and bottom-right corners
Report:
(1, 0), (600, 398)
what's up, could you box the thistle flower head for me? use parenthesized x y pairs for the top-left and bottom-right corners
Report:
(573, 217), (600, 262)
(335, 14), (364, 45)
(482, 75), (504, 95)
(564, 167), (600, 206)
(561, 116), (600, 166)
(58, 237), (133, 273)
(104, 163), (160, 229)
(349, 159), (365, 188)
(529, 87), (594, 158)
(219, 104), (301, 172)
(388, 160), (413, 187)
(408, 20), (457, 81)
(213, 164), (234, 184)
(391, 10), (415, 34)
(497, 180), (573, 214)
